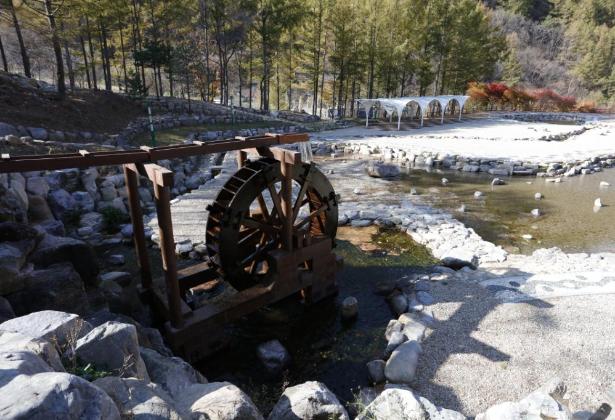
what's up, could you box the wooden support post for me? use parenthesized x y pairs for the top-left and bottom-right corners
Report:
(123, 164), (152, 289)
(280, 157), (293, 251)
(150, 166), (183, 329)
(237, 150), (247, 169)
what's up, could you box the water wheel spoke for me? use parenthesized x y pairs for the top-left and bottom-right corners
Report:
(294, 204), (328, 230)
(267, 184), (285, 221)
(242, 217), (279, 236)
(291, 180), (309, 223)
(256, 193), (271, 223)
(247, 233), (267, 274)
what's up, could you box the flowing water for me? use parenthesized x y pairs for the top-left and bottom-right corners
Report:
(397, 167), (615, 254)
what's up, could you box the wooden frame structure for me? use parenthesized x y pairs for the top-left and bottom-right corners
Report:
(0, 133), (341, 360)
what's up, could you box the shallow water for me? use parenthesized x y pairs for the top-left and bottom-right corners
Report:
(397, 167), (615, 254)
(195, 228), (435, 413)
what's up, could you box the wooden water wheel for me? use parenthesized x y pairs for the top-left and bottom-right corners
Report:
(205, 157), (338, 291)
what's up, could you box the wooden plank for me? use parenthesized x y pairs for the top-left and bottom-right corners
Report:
(0, 133), (309, 174)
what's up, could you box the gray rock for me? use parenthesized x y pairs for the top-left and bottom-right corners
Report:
(257, 339), (290, 373)
(401, 319), (427, 342)
(100, 271), (132, 287)
(74, 321), (149, 380)
(531, 208), (541, 217)
(384, 341), (422, 384)
(341, 296), (359, 320)
(418, 396), (466, 420)
(27, 127), (48, 140)
(0, 310), (92, 348)
(35, 219), (65, 236)
(94, 376), (183, 420)
(356, 387), (427, 420)
(5, 263), (90, 316)
(366, 359), (386, 384)
(178, 382), (264, 420)
(27, 195), (54, 222)
(140, 347), (207, 399)
(47, 189), (76, 220)
(120, 224), (133, 238)
(385, 319), (403, 340)
(416, 291), (435, 305)
(29, 233), (99, 286)
(0, 297), (15, 323)
(0, 122), (18, 136)
(100, 180), (118, 201)
(0, 372), (120, 419)
(388, 293), (408, 315)
(384, 331), (407, 357)
(535, 192), (543, 200)
(0, 331), (64, 371)
(491, 178), (506, 186)
(267, 381), (348, 420)
(440, 255), (477, 271)
(26, 177), (49, 198)
(367, 162), (400, 178)
(473, 191), (483, 198)
(0, 350), (53, 382)
(0, 243), (26, 295)
(108, 254), (125, 266)
(72, 191), (95, 213)
(80, 168), (99, 199)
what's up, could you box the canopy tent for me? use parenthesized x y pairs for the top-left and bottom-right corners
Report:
(357, 95), (470, 129)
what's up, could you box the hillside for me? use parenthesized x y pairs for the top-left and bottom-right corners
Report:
(0, 71), (144, 134)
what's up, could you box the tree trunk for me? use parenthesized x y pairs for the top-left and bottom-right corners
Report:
(86, 17), (98, 90)
(118, 20), (128, 92)
(261, 17), (269, 111)
(319, 40), (327, 118)
(79, 34), (91, 89)
(287, 37), (292, 110)
(237, 53), (243, 108)
(44, 0), (66, 96)
(132, 0), (147, 94)
(98, 21), (111, 91)
(249, 34), (253, 109)
(60, 21), (75, 90)
(311, 0), (323, 115)
(0, 33), (8, 72)
(276, 62), (280, 110)
(9, 2), (31, 78)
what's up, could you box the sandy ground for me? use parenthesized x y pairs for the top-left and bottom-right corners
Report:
(315, 117), (615, 163)
(417, 278), (615, 417)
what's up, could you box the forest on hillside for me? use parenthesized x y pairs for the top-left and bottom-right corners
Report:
(1, 0), (615, 116)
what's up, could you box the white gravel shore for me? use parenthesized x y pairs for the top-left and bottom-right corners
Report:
(315, 116), (615, 164)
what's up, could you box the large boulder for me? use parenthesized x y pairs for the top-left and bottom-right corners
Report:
(28, 233), (99, 286)
(418, 396), (466, 420)
(0, 122), (18, 137)
(27, 195), (54, 222)
(5, 263), (90, 316)
(267, 381), (349, 420)
(140, 347), (207, 399)
(384, 341), (422, 384)
(0, 221), (42, 255)
(356, 387), (427, 420)
(47, 188), (76, 221)
(74, 321), (149, 380)
(0, 350), (53, 381)
(0, 310), (92, 349)
(94, 376), (184, 420)
(367, 162), (400, 178)
(0, 372), (120, 419)
(27, 127), (48, 140)
(0, 331), (64, 371)
(0, 181), (28, 222)
(72, 191), (95, 213)
(476, 378), (570, 420)
(25, 177), (49, 198)
(178, 382), (263, 420)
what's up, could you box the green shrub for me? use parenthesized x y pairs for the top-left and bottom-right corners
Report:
(100, 206), (129, 233)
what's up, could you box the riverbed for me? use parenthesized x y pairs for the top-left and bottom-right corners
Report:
(397, 166), (615, 254)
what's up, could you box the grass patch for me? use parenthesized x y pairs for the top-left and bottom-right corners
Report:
(131, 121), (290, 146)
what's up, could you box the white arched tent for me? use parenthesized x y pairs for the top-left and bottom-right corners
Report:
(357, 95), (470, 130)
